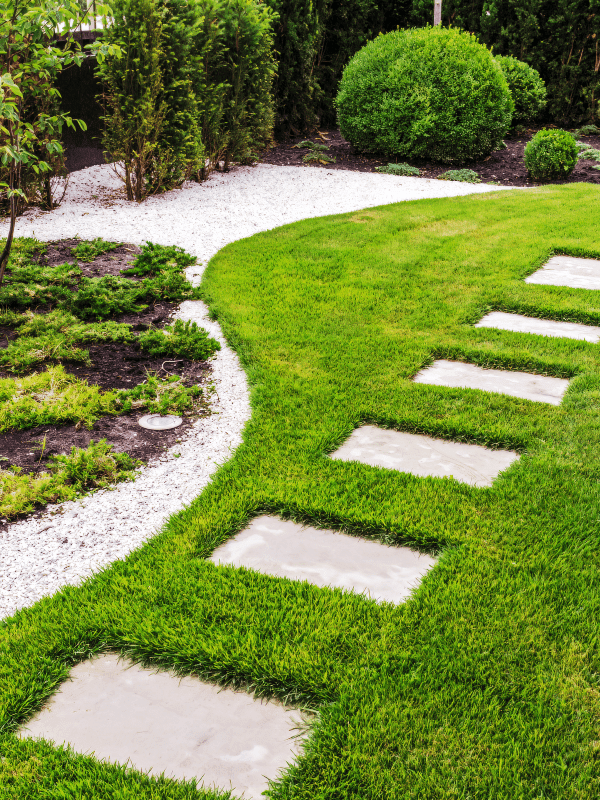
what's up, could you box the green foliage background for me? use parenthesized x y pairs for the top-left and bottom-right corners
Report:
(269, 0), (600, 134)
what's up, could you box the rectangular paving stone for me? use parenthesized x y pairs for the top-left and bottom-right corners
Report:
(20, 654), (304, 800)
(331, 425), (518, 487)
(525, 255), (600, 290)
(475, 311), (600, 342)
(211, 515), (435, 605)
(413, 359), (569, 405)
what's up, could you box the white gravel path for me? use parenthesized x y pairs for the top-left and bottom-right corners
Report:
(0, 162), (511, 620)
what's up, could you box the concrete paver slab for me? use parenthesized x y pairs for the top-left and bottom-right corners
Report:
(475, 311), (600, 342)
(525, 255), (600, 290)
(413, 359), (569, 405)
(20, 654), (304, 799)
(211, 515), (435, 605)
(331, 425), (518, 487)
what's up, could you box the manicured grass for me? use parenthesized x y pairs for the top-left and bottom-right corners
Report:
(2, 184), (600, 797)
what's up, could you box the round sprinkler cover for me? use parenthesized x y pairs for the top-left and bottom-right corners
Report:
(138, 414), (183, 431)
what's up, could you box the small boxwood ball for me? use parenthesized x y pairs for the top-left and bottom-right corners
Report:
(335, 26), (513, 164)
(524, 129), (579, 182)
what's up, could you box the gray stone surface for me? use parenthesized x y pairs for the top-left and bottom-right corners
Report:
(20, 654), (304, 799)
(211, 515), (435, 605)
(413, 359), (569, 405)
(331, 425), (518, 487)
(525, 255), (600, 290)
(475, 311), (600, 342)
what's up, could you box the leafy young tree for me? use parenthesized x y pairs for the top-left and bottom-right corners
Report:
(0, 0), (116, 284)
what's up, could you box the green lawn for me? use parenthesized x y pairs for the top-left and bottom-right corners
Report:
(2, 183), (600, 798)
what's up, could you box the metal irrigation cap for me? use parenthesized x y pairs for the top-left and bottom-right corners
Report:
(138, 414), (183, 431)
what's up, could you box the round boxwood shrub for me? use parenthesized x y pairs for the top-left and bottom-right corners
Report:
(335, 26), (513, 164)
(495, 55), (546, 127)
(524, 129), (578, 182)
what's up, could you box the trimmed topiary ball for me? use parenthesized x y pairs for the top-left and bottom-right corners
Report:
(495, 55), (546, 127)
(524, 129), (578, 182)
(335, 26), (513, 164)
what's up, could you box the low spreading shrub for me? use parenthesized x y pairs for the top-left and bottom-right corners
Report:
(0, 439), (141, 519)
(495, 55), (546, 127)
(138, 319), (221, 361)
(117, 373), (204, 415)
(524, 128), (578, 181)
(574, 124), (600, 137)
(576, 142), (600, 162)
(335, 26), (513, 163)
(438, 169), (481, 183)
(375, 163), (420, 176)
(0, 241), (201, 318)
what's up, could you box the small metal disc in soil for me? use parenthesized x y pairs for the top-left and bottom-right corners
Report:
(138, 414), (183, 431)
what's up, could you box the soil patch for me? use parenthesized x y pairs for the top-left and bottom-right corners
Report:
(260, 129), (600, 187)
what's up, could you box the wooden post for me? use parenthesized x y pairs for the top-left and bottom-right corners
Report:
(434, 0), (442, 25)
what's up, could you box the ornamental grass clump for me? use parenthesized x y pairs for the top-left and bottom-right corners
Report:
(524, 129), (579, 181)
(335, 26), (513, 163)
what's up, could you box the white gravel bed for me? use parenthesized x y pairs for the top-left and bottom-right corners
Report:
(0, 163), (511, 620)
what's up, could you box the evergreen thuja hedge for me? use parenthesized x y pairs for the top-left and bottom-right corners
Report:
(98, 0), (276, 197)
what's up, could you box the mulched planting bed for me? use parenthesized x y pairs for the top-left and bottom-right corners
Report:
(0, 237), (214, 520)
(260, 128), (600, 186)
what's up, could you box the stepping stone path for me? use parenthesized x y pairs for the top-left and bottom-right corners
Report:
(19, 253), (600, 795)
(210, 515), (436, 604)
(475, 311), (600, 343)
(414, 359), (569, 405)
(525, 255), (600, 291)
(331, 425), (518, 487)
(21, 654), (304, 800)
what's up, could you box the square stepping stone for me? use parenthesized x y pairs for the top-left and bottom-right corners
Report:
(525, 255), (600, 290)
(331, 425), (518, 487)
(414, 359), (569, 405)
(20, 654), (304, 800)
(475, 311), (600, 343)
(211, 515), (435, 605)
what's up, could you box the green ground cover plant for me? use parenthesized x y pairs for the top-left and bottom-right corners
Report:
(0, 440), (141, 519)
(139, 319), (220, 361)
(0, 238), (213, 522)
(0, 365), (200, 432)
(438, 168), (481, 183)
(375, 162), (420, 176)
(0, 239), (201, 317)
(71, 238), (121, 263)
(2, 186), (600, 796)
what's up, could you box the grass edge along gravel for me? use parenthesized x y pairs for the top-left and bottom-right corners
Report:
(1, 184), (600, 798)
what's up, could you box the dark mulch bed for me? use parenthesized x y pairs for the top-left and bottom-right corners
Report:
(260, 128), (600, 187)
(0, 239), (211, 475)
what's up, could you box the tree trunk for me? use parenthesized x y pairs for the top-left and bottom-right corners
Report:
(0, 120), (19, 288)
(434, 0), (442, 25)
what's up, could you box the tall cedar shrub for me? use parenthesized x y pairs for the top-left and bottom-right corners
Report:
(209, 0), (276, 168)
(336, 26), (513, 163)
(495, 54), (547, 127)
(188, 0), (276, 172)
(408, 0), (600, 125)
(265, 0), (406, 133)
(97, 0), (202, 200)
